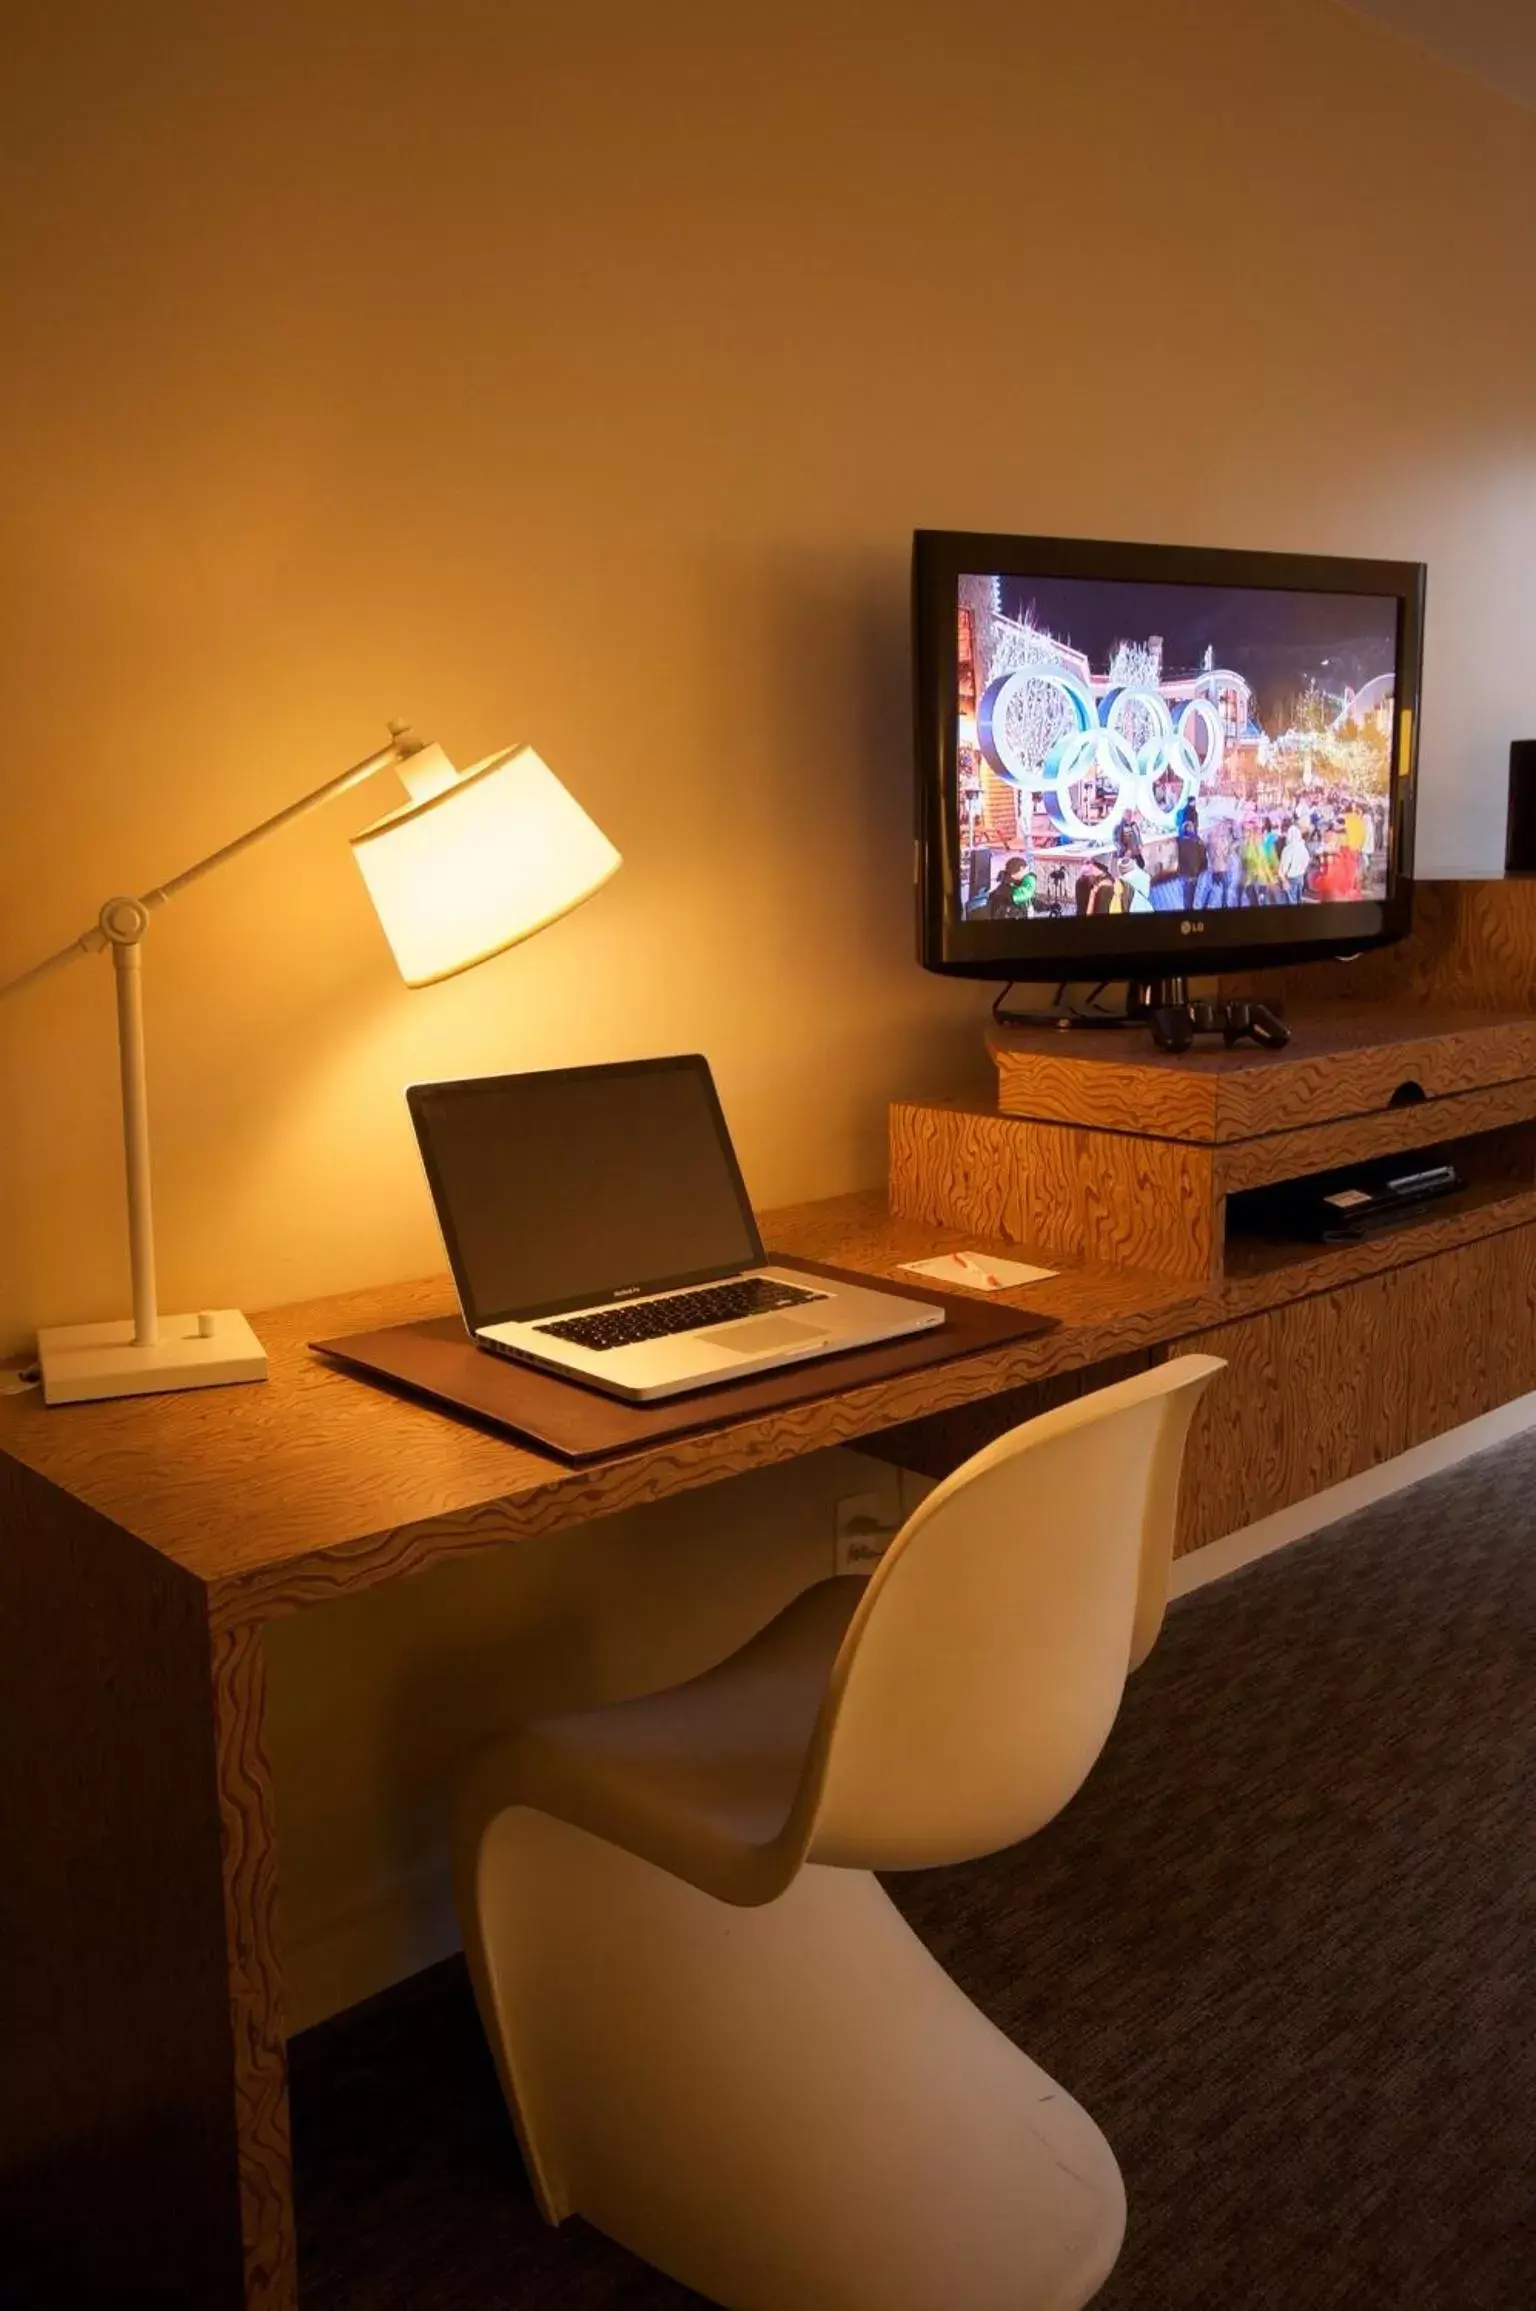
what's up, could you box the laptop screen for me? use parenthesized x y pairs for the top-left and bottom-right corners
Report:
(407, 1057), (765, 1327)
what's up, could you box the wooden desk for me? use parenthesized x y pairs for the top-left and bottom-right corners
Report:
(5, 1182), (1536, 2308)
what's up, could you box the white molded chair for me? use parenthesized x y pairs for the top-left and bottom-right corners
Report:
(454, 1353), (1224, 2311)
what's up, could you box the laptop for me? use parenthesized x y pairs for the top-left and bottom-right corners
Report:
(406, 1056), (944, 1401)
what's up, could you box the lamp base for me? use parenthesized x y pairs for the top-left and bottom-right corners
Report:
(37, 1309), (269, 1405)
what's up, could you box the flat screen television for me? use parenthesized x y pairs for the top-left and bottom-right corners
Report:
(914, 529), (1424, 985)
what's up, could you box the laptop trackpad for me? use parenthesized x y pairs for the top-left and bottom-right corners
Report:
(697, 1315), (830, 1355)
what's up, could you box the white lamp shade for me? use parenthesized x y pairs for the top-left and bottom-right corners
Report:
(350, 744), (621, 987)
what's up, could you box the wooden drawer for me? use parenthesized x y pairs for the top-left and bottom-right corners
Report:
(1170, 1224), (1536, 1552)
(990, 1008), (1536, 1143)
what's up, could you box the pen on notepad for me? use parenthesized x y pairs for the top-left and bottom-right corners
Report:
(955, 1252), (1001, 1287)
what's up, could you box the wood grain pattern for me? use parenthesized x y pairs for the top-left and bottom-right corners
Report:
(889, 1100), (1218, 1278)
(210, 1621), (296, 2311)
(1171, 1221), (1536, 1553)
(8, 1180), (1536, 1626)
(0, 1245), (1201, 1624)
(1225, 879), (1536, 1013)
(988, 1007), (1536, 1142)
(1171, 1275), (1409, 1553)
(903, 1012), (1536, 1293)
(205, 1330), (1176, 1628)
(990, 1028), (1235, 1140)
(1211, 1077), (1536, 1195)
(1400, 1224), (1536, 1443)
(0, 1459), (247, 2307)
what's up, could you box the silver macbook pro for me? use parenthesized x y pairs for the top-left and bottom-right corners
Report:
(406, 1056), (944, 1402)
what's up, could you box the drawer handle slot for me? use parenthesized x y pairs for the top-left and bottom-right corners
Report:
(1389, 1079), (1428, 1108)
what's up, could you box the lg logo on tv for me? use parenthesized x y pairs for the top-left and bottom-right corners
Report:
(1180, 920), (1207, 936)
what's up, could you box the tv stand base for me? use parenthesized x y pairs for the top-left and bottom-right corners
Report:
(994, 976), (1290, 1052)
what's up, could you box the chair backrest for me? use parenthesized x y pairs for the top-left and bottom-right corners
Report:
(797, 1354), (1223, 1873)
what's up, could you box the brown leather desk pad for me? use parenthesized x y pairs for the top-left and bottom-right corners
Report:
(312, 1259), (1058, 1464)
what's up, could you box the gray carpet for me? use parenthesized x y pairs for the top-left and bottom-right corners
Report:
(292, 1431), (1536, 2307)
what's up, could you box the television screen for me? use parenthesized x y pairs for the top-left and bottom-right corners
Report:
(915, 533), (1424, 983)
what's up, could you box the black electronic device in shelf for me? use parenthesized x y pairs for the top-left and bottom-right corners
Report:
(1231, 1155), (1464, 1247)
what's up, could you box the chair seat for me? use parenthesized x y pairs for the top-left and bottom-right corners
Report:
(455, 1361), (1224, 2307)
(461, 1575), (866, 1905)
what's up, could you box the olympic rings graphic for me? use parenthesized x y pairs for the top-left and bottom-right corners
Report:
(976, 666), (1228, 836)
(1040, 727), (1133, 842)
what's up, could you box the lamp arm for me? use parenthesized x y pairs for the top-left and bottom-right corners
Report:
(145, 728), (420, 907)
(0, 725), (422, 1001)
(0, 926), (111, 1000)
(0, 721), (424, 1357)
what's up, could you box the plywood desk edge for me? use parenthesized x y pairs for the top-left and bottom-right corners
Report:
(9, 1180), (1536, 1629)
(198, 1324), (1157, 1627)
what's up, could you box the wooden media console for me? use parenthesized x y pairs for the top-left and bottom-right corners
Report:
(889, 963), (1536, 1554)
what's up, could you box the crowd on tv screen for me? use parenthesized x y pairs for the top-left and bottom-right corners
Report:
(967, 785), (1388, 923)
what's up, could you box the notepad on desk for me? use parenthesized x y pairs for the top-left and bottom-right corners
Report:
(900, 1251), (1058, 1292)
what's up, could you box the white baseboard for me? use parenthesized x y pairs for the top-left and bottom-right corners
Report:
(1170, 1390), (1536, 1597)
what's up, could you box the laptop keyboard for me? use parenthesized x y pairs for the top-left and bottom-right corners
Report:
(534, 1277), (824, 1353)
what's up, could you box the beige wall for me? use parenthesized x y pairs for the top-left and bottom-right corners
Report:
(3, 0), (1536, 1346)
(1338, 0), (1536, 108)
(265, 1447), (915, 2032)
(4, 0), (1536, 2025)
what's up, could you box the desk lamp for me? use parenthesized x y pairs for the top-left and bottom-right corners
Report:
(1, 725), (620, 1405)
